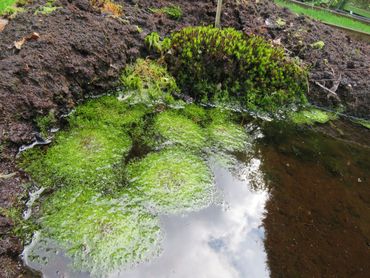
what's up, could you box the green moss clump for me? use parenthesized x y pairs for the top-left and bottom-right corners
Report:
(165, 26), (307, 112)
(150, 5), (183, 20)
(34, 0), (59, 15)
(290, 108), (338, 125)
(69, 96), (148, 130)
(0, 0), (25, 16)
(207, 109), (249, 152)
(120, 59), (178, 104)
(125, 148), (214, 214)
(40, 186), (161, 276)
(21, 127), (132, 189)
(353, 118), (370, 129)
(180, 104), (208, 123)
(36, 110), (57, 137)
(153, 110), (207, 150)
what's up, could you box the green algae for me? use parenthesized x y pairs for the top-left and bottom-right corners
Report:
(124, 148), (214, 214)
(290, 108), (338, 125)
(153, 110), (207, 150)
(40, 186), (161, 276)
(120, 59), (178, 104)
(22, 127), (132, 189)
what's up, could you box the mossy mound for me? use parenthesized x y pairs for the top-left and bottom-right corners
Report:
(69, 96), (148, 130)
(153, 110), (207, 150)
(180, 104), (208, 123)
(40, 186), (161, 276)
(22, 127), (132, 189)
(125, 148), (214, 214)
(207, 109), (249, 152)
(164, 26), (307, 112)
(290, 108), (338, 125)
(120, 59), (179, 104)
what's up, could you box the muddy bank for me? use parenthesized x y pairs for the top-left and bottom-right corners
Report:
(0, 0), (370, 276)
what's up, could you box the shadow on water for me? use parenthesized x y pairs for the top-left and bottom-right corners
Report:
(259, 120), (370, 277)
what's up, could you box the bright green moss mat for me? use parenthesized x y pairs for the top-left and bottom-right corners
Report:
(69, 96), (148, 129)
(21, 127), (132, 189)
(153, 110), (207, 150)
(274, 0), (370, 34)
(40, 186), (161, 276)
(0, 0), (18, 12)
(290, 108), (338, 125)
(124, 147), (215, 214)
(207, 109), (249, 152)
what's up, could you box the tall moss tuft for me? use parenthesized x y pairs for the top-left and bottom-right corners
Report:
(165, 26), (308, 112)
(120, 59), (179, 104)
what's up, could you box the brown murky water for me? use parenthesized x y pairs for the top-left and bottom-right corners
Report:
(260, 120), (370, 277)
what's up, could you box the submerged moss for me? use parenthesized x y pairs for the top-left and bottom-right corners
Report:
(120, 59), (178, 104)
(207, 109), (249, 152)
(125, 148), (214, 214)
(22, 127), (132, 189)
(353, 118), (370, 130)
(40, 186), (161, 276)
(290, 108), (338, 125)
(153, 110), (207, 150)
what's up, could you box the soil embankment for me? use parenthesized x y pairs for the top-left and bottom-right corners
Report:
(0, 0), (369, 276)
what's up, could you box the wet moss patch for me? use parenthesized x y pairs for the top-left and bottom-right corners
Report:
(124, 148), (214, 214)
(207, 109), (249, 152)
(290, 108), (338, 125)
(40, 186), (161, 276)
(153, 110), (207, 150)
(22, 127), (132, 189)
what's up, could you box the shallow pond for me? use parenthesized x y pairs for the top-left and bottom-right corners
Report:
(20, 96), (370, 277)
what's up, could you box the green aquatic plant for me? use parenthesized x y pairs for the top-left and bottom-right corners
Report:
(39, 186), (161, 276)
(120, 59), (178, 104)
(153, 110), (207, 150)
(125, 148), (214, 214)
(207, 109), (249, 152)
(165, 26), (308, 112)
(290, 108), (338, 125)
(21, 127), (132, 190)
(150, 5), (183, 20)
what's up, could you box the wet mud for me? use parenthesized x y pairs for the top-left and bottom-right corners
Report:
(0, 0), (370, 276)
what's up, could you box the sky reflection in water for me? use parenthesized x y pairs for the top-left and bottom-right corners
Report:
(114, 158), (269, 278)
(24, 157), (270, 278)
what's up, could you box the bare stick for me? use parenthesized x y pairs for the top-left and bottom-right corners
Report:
(215, 0), (223, 28)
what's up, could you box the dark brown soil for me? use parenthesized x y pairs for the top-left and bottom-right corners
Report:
(0, 0), (369, 276)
